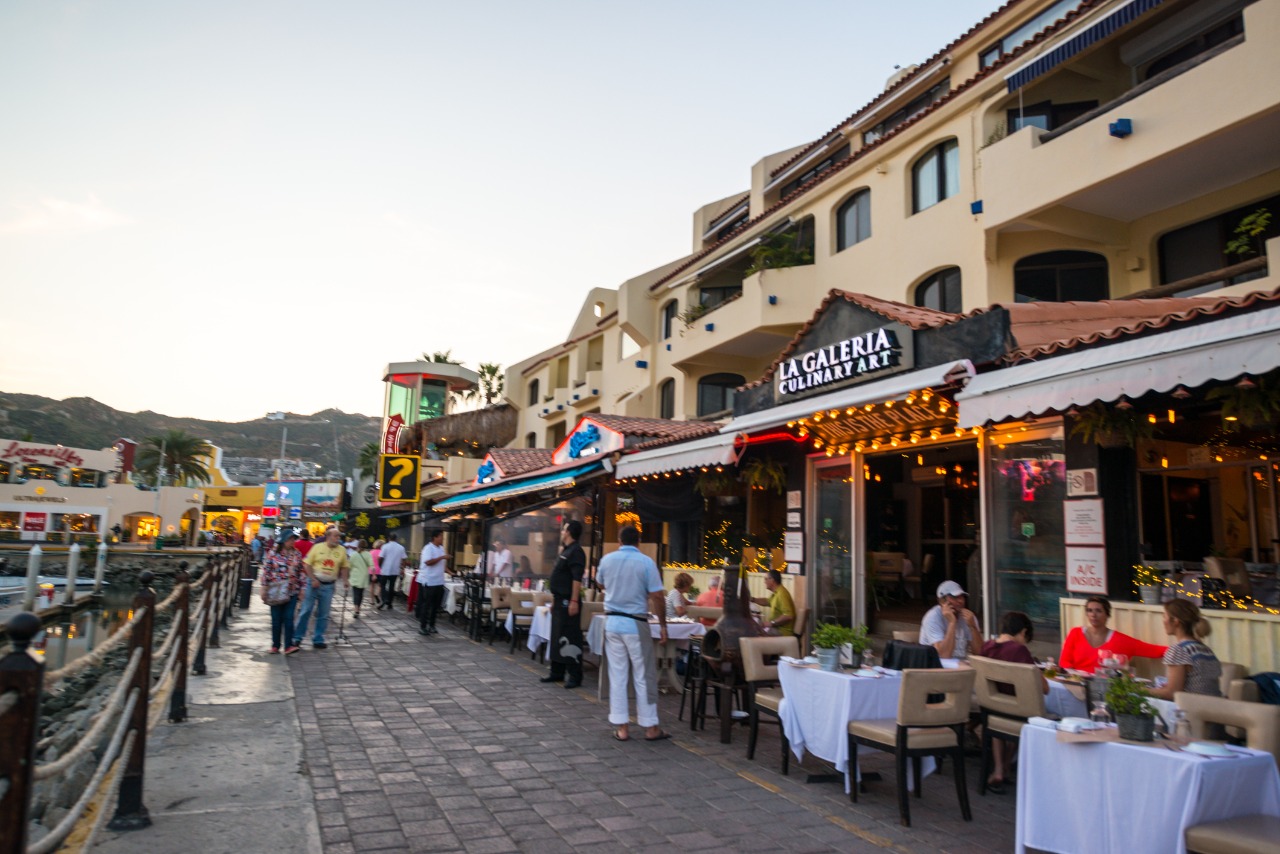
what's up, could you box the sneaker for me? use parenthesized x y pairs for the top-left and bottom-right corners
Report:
(270, 646), (279, 654)
(418, 627), (431, 636)
(283, 646), (300, 655)
(314, 642), (328, 649)
(353, 611), (361, 619)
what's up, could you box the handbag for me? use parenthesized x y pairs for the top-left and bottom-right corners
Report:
(264, 577), (292, 605)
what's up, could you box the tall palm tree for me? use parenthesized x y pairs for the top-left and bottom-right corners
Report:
(422, 350), (462, 365)
(475, 362), (505, 406)
(358, 441), (380, 480)
(135, 430), (214, 486)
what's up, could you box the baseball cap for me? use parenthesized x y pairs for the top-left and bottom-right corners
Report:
(936, 580), (966, 598)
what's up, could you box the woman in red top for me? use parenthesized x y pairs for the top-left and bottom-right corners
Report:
(1058, 596), (1167, 673)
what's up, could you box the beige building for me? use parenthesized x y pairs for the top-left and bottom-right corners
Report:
(507, 0), (1280, 443)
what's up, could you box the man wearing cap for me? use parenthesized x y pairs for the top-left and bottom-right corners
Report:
(920, 580), (981, 659)
(294, 527), (350, 649)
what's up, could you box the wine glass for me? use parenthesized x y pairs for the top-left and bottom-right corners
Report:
(1090, 701), (1110, 727)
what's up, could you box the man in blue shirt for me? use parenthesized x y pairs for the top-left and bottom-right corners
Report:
(596, 525), (670, 742)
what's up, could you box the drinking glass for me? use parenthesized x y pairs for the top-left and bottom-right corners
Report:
(862, 649), (877, 669)
(1172, 710), (1192, 747)
(1090, 701), (1110, 727)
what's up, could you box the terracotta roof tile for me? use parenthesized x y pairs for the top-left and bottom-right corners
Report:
(741, 290), (960, 390)
(488, 448), (553, 477)
(588, 413), (720, 444)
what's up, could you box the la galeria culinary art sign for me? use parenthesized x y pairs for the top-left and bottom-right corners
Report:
(776, 326), (908, 397)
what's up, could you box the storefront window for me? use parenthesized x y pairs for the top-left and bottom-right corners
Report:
(987, 426), (1068, 644)
(419, 379), (448, 420)
(486, 495), (595, 583)
(69, 468), (105, 487)
(0, 462), (9, 483)
(813, 461), (854, 627)
(0, 511), (19, 542)
(21, 464), (59, 482)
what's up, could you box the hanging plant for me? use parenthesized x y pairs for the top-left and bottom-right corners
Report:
(695, 468), (738, 498)
(741, 458), (787, 494)
(1206, 375), (1280, 430)
(1068, 402), (1155, 448)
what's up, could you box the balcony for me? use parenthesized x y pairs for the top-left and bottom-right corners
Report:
(568, 371), (603, 408)
(668, 263), (824, 372)
(980, 0), (1280, 236)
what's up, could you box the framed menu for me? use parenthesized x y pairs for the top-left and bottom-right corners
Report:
(1064, 499), (1105, 546)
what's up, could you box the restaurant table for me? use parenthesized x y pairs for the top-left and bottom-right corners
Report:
(1046, 678), (1178, 723)
(777, 664), (934, 793)
(504, 604), (552, 660)
(1015, 723), (1280, 854)
(586, 614), (705, 699)
(443, 580), (467, 615)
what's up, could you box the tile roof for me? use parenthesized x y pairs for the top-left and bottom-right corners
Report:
(648, 0), (1108, 295)
(741, 290), (960, 389)
(488, 448), (553, 477)
(997, 287), (1280, 362)
(588, 414), (720, 446)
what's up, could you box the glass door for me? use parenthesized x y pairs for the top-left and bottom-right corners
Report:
(812, 460), (854, 628)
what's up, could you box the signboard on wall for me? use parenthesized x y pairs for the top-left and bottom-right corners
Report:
(1065, 546), (1108, 594)
(783, 531), (803, 563)
(22, 512), (47, 532)
(1063, 499), (1105, 545)
(1066, 468), (1098, 497)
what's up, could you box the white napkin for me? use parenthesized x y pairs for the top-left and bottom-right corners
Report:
(1028, 716), (1060, 730)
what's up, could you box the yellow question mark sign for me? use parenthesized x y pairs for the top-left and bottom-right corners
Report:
(386, 458), (414, 499)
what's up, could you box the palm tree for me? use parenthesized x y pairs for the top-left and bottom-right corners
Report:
(422, 350), (462, 365)
(465, 362), (505, 406)
(134, 430), (214, 486)
(358, 441), (380, 480)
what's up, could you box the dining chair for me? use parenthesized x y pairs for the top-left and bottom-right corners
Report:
(679, 638), (708, 729)
(686, 606), (722, 624)
(1175, 691), (1280, 765)
(892, 630), (920, 644)
(579, 599), (603, 631)
(968, 655), (1046, 795)
(488, 585), (513, 645)
(507, 595), (537, 655)
(847, 667), (976, 827)
(792, 608), (810, 648)
(739, 635), (798, 774)
(1184, 814), (1280, 853)
(1204, 557), (1253, 599)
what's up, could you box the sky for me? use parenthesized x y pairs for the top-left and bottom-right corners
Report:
(0, 0), (1000, 423)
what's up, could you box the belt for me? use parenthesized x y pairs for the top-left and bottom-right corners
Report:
(318, 580), (336, 585)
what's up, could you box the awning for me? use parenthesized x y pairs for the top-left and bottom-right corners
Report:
(1005, 0), (1166, 93)
(615, 433), (742, 479)
(720, 360), (975, 435)
(432, 462), (602, 512)
(956, 308), (1280, 427)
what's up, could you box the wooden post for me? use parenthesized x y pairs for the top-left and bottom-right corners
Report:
(208, 557), (223, 649)
(108, 572), (154, 830)
(169, 563), (190, 723)
(0, 612), (44, 854)
(192, 562), (210, 675)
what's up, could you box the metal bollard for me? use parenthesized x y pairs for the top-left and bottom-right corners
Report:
(22, 544), (42, 613)
(62, 542), (82, 608)
(108, 571), (155, 831)
(0, 612), (45, 854)
(169, 563), (190, 723)
(93, 540), (108, 595)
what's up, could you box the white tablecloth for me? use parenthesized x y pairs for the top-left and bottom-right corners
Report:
(504, 604), (551, 659)
(586, 614), (705, 697)
(443, 581), (467, 614)
(1045, 679), (1178, 724)
(777, 665), (935, 792)
(1016, 724), (1280, 854)
(585, 614), (704, 654)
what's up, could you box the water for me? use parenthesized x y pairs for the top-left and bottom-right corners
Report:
(29, 585), (141, 670)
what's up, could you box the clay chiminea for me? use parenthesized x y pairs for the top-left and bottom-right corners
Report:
(699, 564), (761, 743)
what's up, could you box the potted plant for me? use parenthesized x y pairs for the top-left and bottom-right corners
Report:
(843, 623), (871, 669)
(811, 623), (870, 671)
(1132, 564), (1164, 605)
(741, 458), (787, 494)
(1068, 402), (1155, 448)
(1105, 672), (1156, 742)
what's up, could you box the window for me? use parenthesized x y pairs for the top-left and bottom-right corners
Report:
(69, 468), (105, 488)
(778, 143), (851, 200)
(548, 421), (568, 447)
(1144, 14), (1243, 80)
(862, 79), (950, 145)
(661, 300), (678, 340)
(1006, 99), (1098, 133)
(914, 268), (962, 313)
(1158, 194), (1279, 293)
(1014, 251), (1109, 302)
(697, 373), (744, 417)
(527, 379), (540, 407)
(979, 0), (1086, 68)
(700, 284), (741, 310)
(912, 140), (959, 213)
(525, 432), (537, 448)
(659, 379), (675, 419)
(836, 190), (871, 251)
(585, 336), (604, 372)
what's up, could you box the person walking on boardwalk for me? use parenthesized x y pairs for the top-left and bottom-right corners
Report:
(596, 524), (669, 741)
(294, 527), (349, 649)
(377, 533), (406, 611)
(541, 520), (587, 689)
(415, 529), (448, 635)
(348, 539), (373, 619)
(261, 533), (302, 654)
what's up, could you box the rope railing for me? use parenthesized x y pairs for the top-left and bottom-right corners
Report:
(33, 648), (143, 781)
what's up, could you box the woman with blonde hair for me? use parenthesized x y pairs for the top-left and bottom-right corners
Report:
(665, 572), (693, 618)
(1150, 598), (1221, 700)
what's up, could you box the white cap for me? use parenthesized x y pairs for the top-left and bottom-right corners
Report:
(936, 580), (966, 598)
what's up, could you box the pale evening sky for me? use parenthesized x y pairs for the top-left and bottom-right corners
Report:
(0, 0), (999, 423)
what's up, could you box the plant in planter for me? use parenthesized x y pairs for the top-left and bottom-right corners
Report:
(741, 458), (787, 494)
(744, 229), (814, 276)
(1132, 564), (1164, 605)
(811, 623), (870, 671)
(1104, 672), (1156, 741)
(1206, 373), (1280, 430)
(1068, 402), (1156, 448)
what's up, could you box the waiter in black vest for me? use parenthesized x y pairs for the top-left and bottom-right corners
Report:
(541, 519), (586, 689)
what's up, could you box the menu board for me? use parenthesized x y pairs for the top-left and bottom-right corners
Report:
(1063, 499), (1105, 546)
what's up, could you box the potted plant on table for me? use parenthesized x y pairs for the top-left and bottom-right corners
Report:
(1133, 564), (1164, 605)
(1105, 672), (1156, 742)
(811, 623), (871, 671)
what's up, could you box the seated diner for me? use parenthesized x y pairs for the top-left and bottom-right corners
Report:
(920, 580), (981, 659)
(978, 611), (1048, 794)
(1058, 595), (1167, 673)
(1149, 598), (1221, 701)
(665, 572), (693, 618)
(751, 569), (795, 636)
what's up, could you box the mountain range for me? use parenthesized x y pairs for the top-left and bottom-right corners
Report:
(0, 392), (380, 474)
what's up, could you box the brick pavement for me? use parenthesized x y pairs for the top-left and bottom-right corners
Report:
(288, 600), (1017, 854)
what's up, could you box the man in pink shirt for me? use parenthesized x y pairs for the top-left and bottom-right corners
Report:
(693, 575), (723, 626)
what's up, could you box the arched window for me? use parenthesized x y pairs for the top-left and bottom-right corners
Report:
(661, 300), (678, 340)
(527, 379), (540, 406)
(836, 189), (871, 251)
(1014, 251), (1109, 302)
(912, 140), (960, 214)
(659, 379), (676, 419)
(697, 373), (744, 417)
(914, 267), (963, 313)
(525, 432), (537, 448)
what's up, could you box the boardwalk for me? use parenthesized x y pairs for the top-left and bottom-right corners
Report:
(94, 594), (1017, 854)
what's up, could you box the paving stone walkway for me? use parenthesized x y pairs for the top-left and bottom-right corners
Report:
(288, 597), (1017, 854)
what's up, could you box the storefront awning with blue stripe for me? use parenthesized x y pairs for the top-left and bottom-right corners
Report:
(431, 462), (602, 512)
(1005, 0), (1167, 92)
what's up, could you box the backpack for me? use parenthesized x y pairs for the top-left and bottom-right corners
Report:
(1250, 672), (1280, 705)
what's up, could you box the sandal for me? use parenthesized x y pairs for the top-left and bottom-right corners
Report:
(613, 730), (630, 742)
(644, 731), (673, 742)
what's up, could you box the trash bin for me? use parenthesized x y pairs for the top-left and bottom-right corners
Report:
(153, 538), (163, 551)
(238, 576), (254, 609)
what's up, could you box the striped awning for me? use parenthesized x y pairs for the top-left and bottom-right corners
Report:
(614, 432), (743, 479)
(1005, 0), (1167, 92)
(431, 462), (602, 512)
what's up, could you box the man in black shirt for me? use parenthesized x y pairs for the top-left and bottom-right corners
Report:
(541, 519), (586, 689)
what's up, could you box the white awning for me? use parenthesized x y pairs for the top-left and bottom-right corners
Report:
(720, 360), (976, 435)
(615, 432), (742, 479)
(956, 308), (1280, 428)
